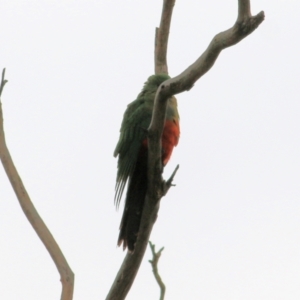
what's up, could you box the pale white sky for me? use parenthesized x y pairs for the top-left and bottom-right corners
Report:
(0, 1), (299, 299)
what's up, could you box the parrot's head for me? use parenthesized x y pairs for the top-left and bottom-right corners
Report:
(143, 74), (171, 93)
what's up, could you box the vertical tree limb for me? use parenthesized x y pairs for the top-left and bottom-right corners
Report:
(0, 69), (74, 300)
(155, 0), (176, 75)
(238, 0), (251, 21)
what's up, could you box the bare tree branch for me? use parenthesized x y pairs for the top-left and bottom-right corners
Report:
(155, 0), (175, 75)
(0, 69), (74, 300)
(238, 0), (251, 21)
(107, 1), (264, 299)
(149, 242), (166, 300)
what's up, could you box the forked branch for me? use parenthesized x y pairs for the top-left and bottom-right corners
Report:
(148, 0), (264, 149)
(0, 69), (74, 300)
(149, 242), (166, 300)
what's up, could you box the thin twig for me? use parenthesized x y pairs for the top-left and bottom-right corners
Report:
(0, 69), (74, 300)
(0, 69), (8, 97)
(149, 242), (166, 300)
(163, 164), (179, 195)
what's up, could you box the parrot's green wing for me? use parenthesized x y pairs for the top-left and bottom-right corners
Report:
(114, 74), (170, 207)
(114, 97), (153, 207)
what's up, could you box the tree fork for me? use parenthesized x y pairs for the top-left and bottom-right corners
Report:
(0, 69), (74, 300)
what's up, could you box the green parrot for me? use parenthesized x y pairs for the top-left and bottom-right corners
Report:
(114, 74), (180, 252)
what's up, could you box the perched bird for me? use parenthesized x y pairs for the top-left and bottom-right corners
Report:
(114, 74), (180, 252)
